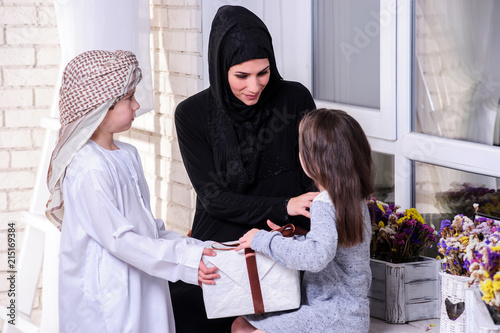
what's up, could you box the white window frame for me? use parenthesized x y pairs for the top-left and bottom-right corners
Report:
(314, 0), (397, 141)
(391, 0), (500, 208)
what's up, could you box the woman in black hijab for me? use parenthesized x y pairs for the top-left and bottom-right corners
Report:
(170, 5), (317, 332)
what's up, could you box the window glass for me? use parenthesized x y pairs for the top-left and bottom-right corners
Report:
(415, 162), (500, 225)
(413, 0), (500, 146)
(372, 152), (394, 203)
(313, 0), (380, 108)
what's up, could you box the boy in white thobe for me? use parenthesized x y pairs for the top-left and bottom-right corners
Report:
(46, 50), (218, 333)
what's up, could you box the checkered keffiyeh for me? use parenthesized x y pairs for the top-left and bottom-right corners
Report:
(46, 50), (142, 230)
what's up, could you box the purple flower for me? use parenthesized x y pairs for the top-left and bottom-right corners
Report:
(440, 220), (452, 235)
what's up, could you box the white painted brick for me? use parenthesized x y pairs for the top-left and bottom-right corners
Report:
(163, 30), (186, 51)
(0, 129), (33, 149)
(11, 149), (40, 168)
(141, 152), (156, 176)
(5, 109), (44, 128)
(164, 222), (191, 237)
(0, 151), (10, 168)
(169, 160), (190, 185)
(155, 50), (169, 72)
(185, 31), (201, 53)
(35, 88), (56, 107)
(160, 115), (174, 137)
(168, 8), (193, 29)
(6, 27), (59, 45)
(0, 89), (33, 107)
(0, 28), (5, 45)
(187, 0), (201, 6)
(0, 192), (7, 210)
(171, 140), (183, 162)
(165, 0), (186, 6)
(158, 94), (174, 115)
(166, 74), (189, 97)
(4, 0), (53, 3)
(4, 67), (58, 87)
(158, 178), (172, 202)
(7, 190), (31, 211)
(186, 76), (202, 96)
(38, 5), (56, 26)
(132, 111), (157, 133)
(168, 53), (198, 76)
(151, 7), (169, 27)
(0, 6), (37, 25)
(0, 214), (23, 230)
(0, 170), (36, 190)
(128, 130), (152, 154)
(171, 182), (193, 208)
(0, 47), (35, 66)
(36, 46), (60, 65)
(31, 127), (46, 148)
(166, 203), (192, 229)
(157, 71), (171, 94)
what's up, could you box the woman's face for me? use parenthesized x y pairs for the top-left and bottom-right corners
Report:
(227, 58), (270, 106)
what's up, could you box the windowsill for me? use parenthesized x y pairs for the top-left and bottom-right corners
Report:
(370, 317), (440, 332)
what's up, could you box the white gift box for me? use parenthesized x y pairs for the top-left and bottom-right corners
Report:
(202, 245), (301, 319)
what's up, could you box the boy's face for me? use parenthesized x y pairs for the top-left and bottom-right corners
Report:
(99, 89), (140, 134)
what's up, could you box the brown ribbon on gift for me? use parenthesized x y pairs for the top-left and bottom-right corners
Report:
(210, 223), (297, 315)
(244, 248), (265, 314)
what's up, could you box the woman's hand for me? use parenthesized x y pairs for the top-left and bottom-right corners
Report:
(287, 192), (319, 218)
(235, 228), (260, 251)
(198, 248), (220, 287)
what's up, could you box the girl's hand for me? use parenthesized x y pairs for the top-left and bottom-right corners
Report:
(198, 248), (220, 287)
(267, 219), (280, 230)
(287, 192), (319, 218)
(235, 228), (260, 251)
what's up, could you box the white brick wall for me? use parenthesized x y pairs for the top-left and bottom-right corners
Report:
(132, 0), (202, 233)
(0, 0), (202, 330)
(0, 0), (60, 329)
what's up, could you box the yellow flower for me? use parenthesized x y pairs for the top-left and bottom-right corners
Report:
(481, 280), (494, 302)
(493, 274), (500, 294)
(491, 245), (500, 253)
(459, 236), (469, 247)
(376, 203), (385, 214)
(378, 221), (384, 228)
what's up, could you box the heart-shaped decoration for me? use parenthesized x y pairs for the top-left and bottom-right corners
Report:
(445, 298), (465, 320)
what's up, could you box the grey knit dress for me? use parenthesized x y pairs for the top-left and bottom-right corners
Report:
(245, 190), (371, 333)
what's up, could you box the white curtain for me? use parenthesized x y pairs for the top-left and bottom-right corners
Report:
(53, 0), (153, 116)
(415, 0), (500, 145)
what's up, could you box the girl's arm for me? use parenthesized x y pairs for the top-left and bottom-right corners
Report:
(236, 201), (338, 272)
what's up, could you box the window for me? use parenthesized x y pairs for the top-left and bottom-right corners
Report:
(408, 0), (500, 224)
(312, 0), (396, 140)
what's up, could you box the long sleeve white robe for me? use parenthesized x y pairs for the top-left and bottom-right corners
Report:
(59, 140), (204, 333)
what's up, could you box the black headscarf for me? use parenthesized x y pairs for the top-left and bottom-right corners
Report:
(207, 5), (283, 193)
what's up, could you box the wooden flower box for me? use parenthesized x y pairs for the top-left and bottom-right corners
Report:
(466, 287), (500, 333)
(368, 256), (440, 323)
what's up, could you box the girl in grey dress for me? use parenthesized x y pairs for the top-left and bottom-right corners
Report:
(233, 109), (374, 333)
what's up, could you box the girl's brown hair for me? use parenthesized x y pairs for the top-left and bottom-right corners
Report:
(299, 109), (374, 247)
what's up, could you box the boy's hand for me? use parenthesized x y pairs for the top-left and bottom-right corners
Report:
(235, 228), (260, 251)
(198, 248), (219, 287)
